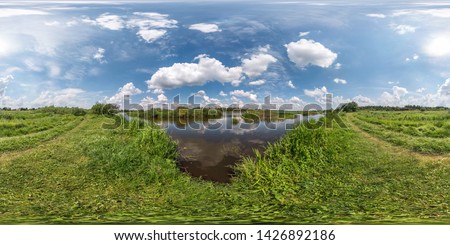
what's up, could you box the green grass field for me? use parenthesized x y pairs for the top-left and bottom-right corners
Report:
(0, 109), (449, 224)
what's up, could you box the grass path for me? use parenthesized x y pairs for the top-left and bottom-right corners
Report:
(0, 117), (87, 164)
(346, 113), (450, 163)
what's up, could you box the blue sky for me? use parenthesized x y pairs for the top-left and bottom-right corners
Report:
(0, 1), (449, 109)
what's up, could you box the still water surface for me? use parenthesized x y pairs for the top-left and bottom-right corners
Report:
(157, 112), (322, 183)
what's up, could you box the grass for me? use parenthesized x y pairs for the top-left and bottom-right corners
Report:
(0, 111), (449, 223)
(350, 111), (450, 154)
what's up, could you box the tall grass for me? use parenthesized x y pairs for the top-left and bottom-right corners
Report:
(233, 124), (346, 203)
(81, 120), (179, 186)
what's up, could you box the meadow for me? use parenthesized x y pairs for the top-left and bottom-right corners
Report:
(0, 108), (449, 224)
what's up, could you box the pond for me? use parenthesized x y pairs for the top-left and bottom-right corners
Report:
(156, 112), (323, 183)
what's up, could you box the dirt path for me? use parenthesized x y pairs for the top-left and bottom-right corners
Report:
(345, 113), (450, 163)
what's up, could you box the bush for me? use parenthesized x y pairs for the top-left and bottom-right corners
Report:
(91, 103), (119, 116)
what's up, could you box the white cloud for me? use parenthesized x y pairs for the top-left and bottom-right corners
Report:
(333, 78), (347, 84)
(334, 63), (342, 70)
(388, 81), (400, 85)
(416, 87), (427, 93)
(0, 75), (13, 98)
(241, 53), (277, 77)
(287, 80), (296, 89)
(285, 39), (337, 68)
(230, 90), (257, 102)
(83, 12), (177, 42)
(147, 54), (243, 89)
(130, 12), (178, 29)
(136, 29), (167, 43)
(289, 96), (303, 104)
(219, 91), (227, 97)
(249, 79), (265, 86)
(352, 95), (375, 106)
(93, 48), (106, 64)
(0, 8), (49, 18)
(107, 82), (143, 104)
(393, 9), (450, 18)
(424, 34), (450, 57)
(47, 63), (61, 78)
(391, 24), (416, 35)
(406, 54), (420, 62)
(44, 21), (60, 26)
(299, 31), (310, 37)
(393, 85), (409, 97)
(31, 88), (90, 108)
(189, 23), (221, 33)
(304, 86), (329, 104)
(83, 13), (125, 30)
(157, 93), (168, 103)
(378, 86), (409, 106)
(152, 88), (164, 94)
(438, 78), (450, 97)
(366, 13), (386, 18)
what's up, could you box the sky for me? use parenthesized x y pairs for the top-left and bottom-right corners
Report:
(0, 0), (450, 109)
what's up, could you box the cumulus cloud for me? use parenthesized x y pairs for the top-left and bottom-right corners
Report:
(189, 23), (221, 33)
(289, 96), (303, 104)
(333, 78), (347, 84)
(136, 29), (167, 43)
(0, 75), (13, 98)
(378, 86), (409, 105)
(241, 53), (277, 77)
(230, 90), (257, 102)
(31, 88), (90, 108)
(152, 88), (165, 94)
(352, 95), (375, 106)
(366, 13), (386, 18)
(438, 78), (450, 97)
(391, 24), (416, 35)
(219, 91), (227, 97)
(423, 34), (450, 57)
(107, 82), (143, 104)
(93, 48), (106, 64)
(147, 54), (243, 89)
(334, 63), (342, 70)
(249, 79), (265, 86)
(83, 13), (125, 30)
(304, 86), (329, 104)
(287, 80), (296, 89)
(285, 39), (337, 68)
(416, 87), (426, 93)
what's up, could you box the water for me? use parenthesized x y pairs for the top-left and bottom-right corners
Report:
(157, 112), (322, 183)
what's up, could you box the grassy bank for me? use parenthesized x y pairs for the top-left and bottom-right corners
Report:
(0, 111), (449, 223)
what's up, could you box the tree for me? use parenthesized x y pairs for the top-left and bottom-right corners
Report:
(339, 101), (358, 112)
